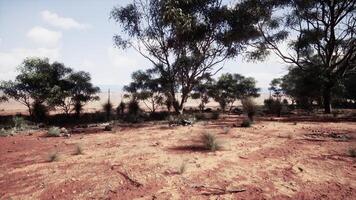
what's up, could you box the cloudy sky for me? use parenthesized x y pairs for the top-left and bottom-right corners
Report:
(0, 0), (288, 91)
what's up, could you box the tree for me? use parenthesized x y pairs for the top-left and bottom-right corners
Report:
(250, 0), (356, 113)
(111, 0), (262, 113)
(209, 73), (260, 112)
(1, 57), (100, 116)
(191, 78), (213, 112)
(65, 71), (100, 116)
(124, 69), (164, 113)
(1, 58), (72, 115)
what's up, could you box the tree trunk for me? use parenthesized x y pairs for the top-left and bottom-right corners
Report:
(323, 86), (332, 114)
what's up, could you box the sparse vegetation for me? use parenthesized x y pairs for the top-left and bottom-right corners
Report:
(201, 132), (222, 151)
(178, 162), (187, 175)
(12, 116), (26, 130)
(241, 119), (252, 128)
(47, 127), (61, 137)
(241, 98), (257, 121)
(48, 152), (59, 162)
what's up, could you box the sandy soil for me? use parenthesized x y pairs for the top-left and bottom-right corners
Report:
(0, 116), (355, 199)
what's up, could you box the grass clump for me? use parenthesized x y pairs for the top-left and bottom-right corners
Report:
(241, 119), (252, 127)
(201, 132), (222, 151)
(47, 127), (61, 137)
(48, 152), (59, 162)
(348, 149), (356, 158)
(178, 162), (187, 175)
(12, 116), (26, 130)
(74, 144), (84, 155)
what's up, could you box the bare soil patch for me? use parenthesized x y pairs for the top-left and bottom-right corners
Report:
(0, 116), (355, 199)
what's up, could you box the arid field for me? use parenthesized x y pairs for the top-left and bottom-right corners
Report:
(1, 115), (355, 199)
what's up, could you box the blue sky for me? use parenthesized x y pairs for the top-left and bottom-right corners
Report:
(0, 0), (287, 92)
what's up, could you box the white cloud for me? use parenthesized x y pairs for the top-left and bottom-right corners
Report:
(27, 26), (62, 48)
(107, 47), (138, 68)
(0, 47), (61, 80)
(41, 10), (91, 30)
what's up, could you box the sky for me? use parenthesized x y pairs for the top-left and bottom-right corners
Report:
(0, 0), (288, 92)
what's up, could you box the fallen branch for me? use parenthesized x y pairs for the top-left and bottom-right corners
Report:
(117, 171), (143, 188)
(192, 185), (246, 196)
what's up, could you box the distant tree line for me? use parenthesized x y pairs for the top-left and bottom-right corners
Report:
(124, 70), (260, 113)
(0, 57), (100, 121)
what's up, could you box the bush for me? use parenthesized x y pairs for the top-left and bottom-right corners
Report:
(32, 101), (48, 122)
(241, 119), (252, 127)
(73, 101), (83, 116)
(12, 116), (26, 130)
(103, 101), (113, 120)
(264, 98), (283, 117)
(201, 132), (222, 151)
(241, 98), (257, 121)
(47, 126), (61, 137)
(116, 101), (126, 116)
(128, 100), (140, 115)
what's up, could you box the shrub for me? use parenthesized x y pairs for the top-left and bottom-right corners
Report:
(201, 132), (222, 151)
(47, 127), (61, 137)
(32, 101), (48, 122)
(103, 101), (113, 120)
(211, 111), (220, 120)
(48, 152), (59, 162)
(349, 149), (356, 158)
(241, 98), (257, 121)
(241, 119), (251, 127)
(116, 101), (126, 116)
(128, 100), (140, 115)
(73, 101), (83, 116)
(12, 116), (26, 130)
(264, 98), (283, 117)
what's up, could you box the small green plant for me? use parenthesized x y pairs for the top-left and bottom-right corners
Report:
(47, 127), (61, 137)
(0, 128), (9, 137)
(74, 144), (83, 155)
(201, 132), (222, 151)
(48, 152), (59, 162)
(178, 162), (186, 174)
(348, 149), (356, 158)
(241, 119), (252, 127)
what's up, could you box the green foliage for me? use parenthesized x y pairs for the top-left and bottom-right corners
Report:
(32, 101), (48, 122)
(12, 116), (26, 130)
(241, 119), (252, 128)
(264, 98), (283, 117)
(116, 101), (126, 116)
(47, 127), (61, 137)
(241, 98), (257, 121)
(0, 58), (100, 117)
(111, 0), (263, 113)
(209, 73), (260, 112)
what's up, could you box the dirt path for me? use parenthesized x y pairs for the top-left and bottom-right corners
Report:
(0, 117), (355, 199)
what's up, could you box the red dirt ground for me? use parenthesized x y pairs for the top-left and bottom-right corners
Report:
(0, 116), (355, 199)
